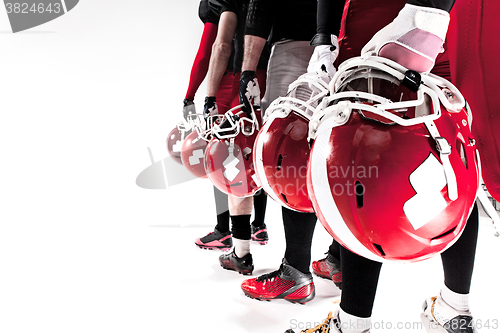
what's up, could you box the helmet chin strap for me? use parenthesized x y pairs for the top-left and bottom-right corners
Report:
(424, 120), (458, 201)
(246, 103), (260, 133)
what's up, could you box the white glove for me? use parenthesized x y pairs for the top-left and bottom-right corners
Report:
(239, 70), (261, 118)
(361, 4), (450, 73)
(307, 35), (339, 77)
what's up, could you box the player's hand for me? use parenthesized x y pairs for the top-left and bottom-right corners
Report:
(308, 34), (339, 77)
(203, 96), (218, 119)
(239, 70), (260, 118)
(361, 4), (450, 73)
(182, 98), (196, 121)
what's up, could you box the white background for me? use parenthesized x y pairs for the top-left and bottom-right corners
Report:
(0, 1), (499, 332)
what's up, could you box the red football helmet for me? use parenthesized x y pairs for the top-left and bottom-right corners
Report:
(204, 105), (262, 197)
(253, 72), (331, 212)
(307, 55), (480, 262)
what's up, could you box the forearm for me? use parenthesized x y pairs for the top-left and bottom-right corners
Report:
(206, 40), (232, 96)
(206, 11), (238, 97)
(241, 35), (267, 72)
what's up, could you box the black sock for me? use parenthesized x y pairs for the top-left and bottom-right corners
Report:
(441, 203), (479, 294)
(231, 215), (251, 240)
(340, 246), (382, 318)
(328, 239), (341, 261)
(282, 207), (317, 274)
(213, 186), (229, 233)
(252, 189), (268, 227)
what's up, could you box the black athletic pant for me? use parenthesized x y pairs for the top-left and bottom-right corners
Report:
(328, 238), (341, 260)
(252, 189), (268, 228)
(442, 203), (479, 294)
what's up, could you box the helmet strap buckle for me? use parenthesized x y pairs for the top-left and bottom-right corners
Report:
(402, 70), (422, 92)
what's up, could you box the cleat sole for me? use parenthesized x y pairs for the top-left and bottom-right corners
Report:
(312, 272), (331, 279)
(196, 245), (232, 251)
(242, 289), (314, 304)
(420, 313), (449, 333)
(220, 263), (253, 275)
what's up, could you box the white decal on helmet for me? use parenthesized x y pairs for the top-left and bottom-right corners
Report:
(223, 148), (240, 182)
(188, 149), (204, 166)
(403, 153), (448, 230)
(172, 140), (182, 153)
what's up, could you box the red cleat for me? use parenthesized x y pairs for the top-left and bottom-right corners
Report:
(251, 223), (269, 245)
(241, 259), (315, 304)
(312, 252), (342, 289)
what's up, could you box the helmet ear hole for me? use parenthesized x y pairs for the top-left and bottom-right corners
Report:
(456, 139), (468, 169)
(277, 154), (283, 170)
(355, 181), (364, 208)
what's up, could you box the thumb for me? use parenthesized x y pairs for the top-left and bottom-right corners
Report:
(361, 27), (386, 55)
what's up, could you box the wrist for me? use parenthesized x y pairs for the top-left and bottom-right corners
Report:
(310, 33), (336, 47)
(241, 70), (256, 81)
(204, 96), (216, 105)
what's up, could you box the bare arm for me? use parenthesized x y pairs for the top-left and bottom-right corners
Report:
(241, 35), (267, 72)
(206, 11), (238, 97)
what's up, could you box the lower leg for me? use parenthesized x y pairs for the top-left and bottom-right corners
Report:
(213, 186), (229, 233)
(252, 189), (268, 227)
(229, 196), (253, 258)
(340, 246), (382, 318)
(440, 203), (479, 309)
(282, 207), (317, 274)
(328, 238), (341, 260)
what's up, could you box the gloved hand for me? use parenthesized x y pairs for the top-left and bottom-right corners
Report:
(182, 98), (196, 121)
(203, 96), (219, 119)
(239, 70), (260, 118)
(361, 4), (450, 73)
(307, 34), (339, 77)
